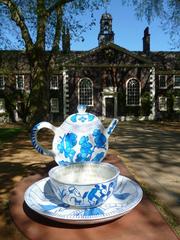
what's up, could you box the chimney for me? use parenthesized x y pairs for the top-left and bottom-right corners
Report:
(143, 27), (150, 55)
(62, 26), (70, 53)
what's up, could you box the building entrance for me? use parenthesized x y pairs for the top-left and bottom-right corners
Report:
(105, 97), (114, 117)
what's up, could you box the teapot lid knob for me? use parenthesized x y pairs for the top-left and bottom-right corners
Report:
(77, 104), (87, 113)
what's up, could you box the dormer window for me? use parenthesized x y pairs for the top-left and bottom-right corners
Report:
(16, 75), (24, 90)
(159, 75), (167, 89)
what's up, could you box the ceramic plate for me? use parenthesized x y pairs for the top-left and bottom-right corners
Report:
(24, 176), (143, 225)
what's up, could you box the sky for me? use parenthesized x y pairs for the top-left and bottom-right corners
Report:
(71, 0), (179, 52)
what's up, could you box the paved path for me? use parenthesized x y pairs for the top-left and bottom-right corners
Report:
(108, 121), (180, 235)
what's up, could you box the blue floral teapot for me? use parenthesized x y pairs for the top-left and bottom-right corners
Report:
(31, 105), (118, 165)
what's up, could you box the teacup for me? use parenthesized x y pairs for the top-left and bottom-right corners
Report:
(48, 162), (120, 208)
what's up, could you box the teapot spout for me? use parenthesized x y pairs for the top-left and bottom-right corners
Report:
(105, 119), (119, 138)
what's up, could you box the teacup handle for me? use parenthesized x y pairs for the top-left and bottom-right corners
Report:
(31, 121), (56, 157)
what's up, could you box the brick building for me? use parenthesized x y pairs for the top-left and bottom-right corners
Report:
(0, 13), (180, 122)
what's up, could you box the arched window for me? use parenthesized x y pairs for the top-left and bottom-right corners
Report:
(126, 79), (140, 106)
(79, 78), (93, 106)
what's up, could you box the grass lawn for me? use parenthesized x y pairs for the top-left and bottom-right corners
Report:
(0, 128), (23, 145)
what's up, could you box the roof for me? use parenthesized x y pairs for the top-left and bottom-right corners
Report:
(62, 42), (153, 66)
(0, 44), (179, 73)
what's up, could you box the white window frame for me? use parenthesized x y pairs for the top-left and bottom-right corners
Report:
(50, 98), (59, 113)
(158, 96), (167, 111)
(78, 78), (93, 106)
(158, 75), (167, 89)
(173, 96), (180, 111)
(0, 75), (5, 90)
(126, 78), (141, 106)
(0, 98), (5, 113)
(173, 75), (180, 89)
(16, 75), (24, 90)
(50, 75), (59, 90)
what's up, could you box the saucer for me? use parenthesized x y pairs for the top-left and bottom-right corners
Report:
(24, 175), (143, 225)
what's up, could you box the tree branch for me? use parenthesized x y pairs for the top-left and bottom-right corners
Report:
(0, 0), (33, 51)
(52, 6), (63, 51)
(47, 0), (74, 15)
(48, 6), (63, 69)
(36, 0), (46, 49)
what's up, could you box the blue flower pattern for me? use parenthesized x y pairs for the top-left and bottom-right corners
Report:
(70, 113), (95, 123)
(88, 114), (95, 121)
(57, 133), (77, 162)
(57, 128), (106, 163)
(70, 115), (77, 122)
(78, 116), (87, 122)
(92, 129), (106, 149)
(76, 136), (94, 162)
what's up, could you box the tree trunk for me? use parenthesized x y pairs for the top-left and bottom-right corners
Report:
(28, 53), (50, 125)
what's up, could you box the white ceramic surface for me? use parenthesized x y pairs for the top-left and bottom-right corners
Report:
(48, 163), (120, 208)
(24, 175), (143, 225)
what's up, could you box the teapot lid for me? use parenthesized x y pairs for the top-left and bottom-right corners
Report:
(66, 105), (100, 125)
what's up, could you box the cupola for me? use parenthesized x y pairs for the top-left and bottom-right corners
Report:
(98, 13), (114, 46)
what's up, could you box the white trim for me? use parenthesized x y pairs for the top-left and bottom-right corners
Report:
(103, 87), (117, 93)
(102, 89), (117, 117)
(173, 75), (180, 89)
(78, 78), (94, 106)
(102, 95), (116, 117)
(149, 67), (156, 120)
(63, 68), (68, 117)
(158, 75), (167, 89)
(16, 75), (24, 90)
(126, 78), (141, 106)
(0, 98), (5, 113)
(15, 101), (23, 121)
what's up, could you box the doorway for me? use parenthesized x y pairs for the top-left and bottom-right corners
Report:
(105, 97), (114, 117)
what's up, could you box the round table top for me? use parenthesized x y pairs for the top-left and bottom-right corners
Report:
(9, 154), (178, 240)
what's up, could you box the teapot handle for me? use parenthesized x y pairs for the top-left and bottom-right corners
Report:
(31, 121), (56, 157)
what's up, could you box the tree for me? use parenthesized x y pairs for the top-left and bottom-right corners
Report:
(0, 0), (109, 123)
(122, 0), (180, 49)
